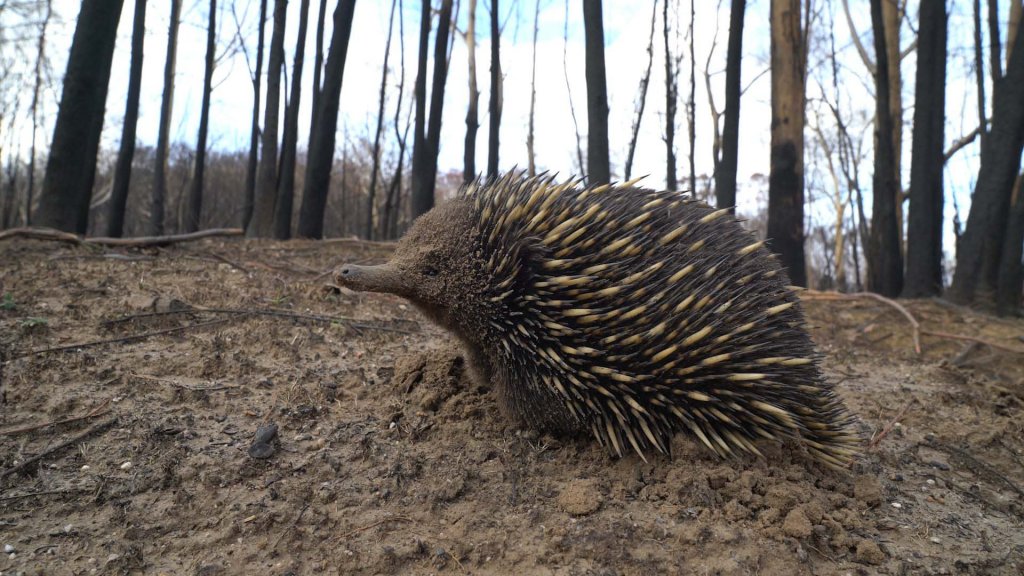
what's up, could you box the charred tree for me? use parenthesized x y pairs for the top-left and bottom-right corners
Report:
(686, 0), (696, 194)
(383, 0), (407, 239)
(185, 0), (217, 233)
(274, 0), (311, 240)
(715, 0), (744, 211)
(410, 0), (454, 218)
(867, 0), (903, 296)
(664, 0), (679, 191)
(310, 0), (329, 115)
(246, 0), (286, 238)
(487, 0), (502, 181)
(527, 0), (540, 177)
(951, 26), (1024, 307)
(243, 0), (268, 229)
(35, 0), (124, 233)
(296, 0), (357, 238)
(582, 0), (610, 185)
(464, 0), (480, 182)
(107, 0), (146, 237)
(150, 0), (182, 235)
(903, 0), (947, 298)
(366, 0), (398, 239)
(26, 0), (52, 227)
(624, 0), (657, 181)
(765, 0), (807, 287)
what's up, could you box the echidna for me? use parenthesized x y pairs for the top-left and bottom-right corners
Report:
(338, 173), (859, 468)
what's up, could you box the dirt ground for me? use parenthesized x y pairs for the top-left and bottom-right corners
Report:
(1, 237), (1023, 575)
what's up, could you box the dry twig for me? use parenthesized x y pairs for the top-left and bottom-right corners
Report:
(868, 399), (915, 450)
(803, 290), (921, 354)
(0, 398), (112, 436)
(0, 226), (243, 247)
(0, 417), (117, 480)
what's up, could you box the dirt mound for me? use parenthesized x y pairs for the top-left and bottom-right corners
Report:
(1, 238), (1022, 574)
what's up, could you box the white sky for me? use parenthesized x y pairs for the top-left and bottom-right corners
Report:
(7, 0), (1002, 260)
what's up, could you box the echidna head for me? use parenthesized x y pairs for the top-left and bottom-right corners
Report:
(336, 198), (489, 334)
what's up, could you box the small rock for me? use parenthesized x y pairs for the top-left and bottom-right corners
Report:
(120, 461), (132, 470)
(81, 465), (91, 471)
(854, 539), (885, 565)
(782, 508), (812, 538)
(930, 536), (941, 544)
(890, 502), (902, 509)
(557, 479), (602, 516)
(4, 544), (15, 553)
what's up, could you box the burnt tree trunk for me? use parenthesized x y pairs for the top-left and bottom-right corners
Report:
(107, 0), (146, 237)
(866, 0), (903, 296)
(243, 0), (268, 230)
(715, 0), (744, 211)
(246, 0), (286, 238)
(296, 0), (357, 238)
(582, 0), (610, 185)
(486, 0), (502, 181)
(366, 0), (398, 239)
(310, 0), (329, 115)
(410, 0), (454, 219)
(766, 0), (807, 287)
(383, 0), (407, 239)
(997, 173), (1024, 314)
(185, 0), (217, 233)
(273, 0), (311, 240)
(624, 0), (657, 181)
(150, 0), (182, 235)
(950, 5), (1024, 307)
(903, 0), (947, 298)
(663, 0), (678, 191)
(26, 0), (52, 227)
(686, 0), (696, 194)
(464, 0), (479, 183)
(527, 0), (540, 177)
(34, 0), (124, 233)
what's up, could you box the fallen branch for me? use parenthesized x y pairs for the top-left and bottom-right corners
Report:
(7, 318), (235, 361)
(804, 290), (921, 354)
(0, 398), (112, 436)
(868, 399), (915, 450)
(131, 372), (240, 392)
(103, 306), (419, 334)
(336, 515), (413, 540)
(0, 417), (117, 480)
(0, 226), (243, 247)
(921, 329), (1024, 355)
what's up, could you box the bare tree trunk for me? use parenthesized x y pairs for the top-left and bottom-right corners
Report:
(246, 0), (286, 238)
(997, 172), (1024, 314)
(26, 0), (51, 227)
(624, 0), (657, 181)
(310, 0), (329, 116)
(664, 0), (678, 191)
(866, 0), (903, 296)
(527, 0), (540, 177)
(881, 0), (903, 256)
(243, 0), (268, 230)
(904, 0), (946, 298)
(464, 0), (479, 182)
(715, 0), (744, 211)
(988, 0), (1003, 80)
(487, 0), (502, 181)
(382, 0), (407, 239)
(563, 0), (585, 174)
(974, 0), (988, 154)
(107, 0), (145, 237)
(297, 0), (357, 238)
(766, 0), (807, 287)
(35, 0), (124, 233)
(1010, 0), (1022, 68)
(686, 0), (696, 194)
(582, 0), (610, 185)
(150, 0), (182, 236)
(366, 0), (397, 240)
(951, 26), (1024, 307)
(185, 0), (217, 233)
(273, 0), (311, 240)
(411, 0), (454, 218)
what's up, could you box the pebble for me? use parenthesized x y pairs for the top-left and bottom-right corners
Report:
(4, 544), (15, 553)
(81, 465), (90, 471)
(930, 536), (941, 544)
(890, 502), (902, 509)
(120, 461), (132, 470)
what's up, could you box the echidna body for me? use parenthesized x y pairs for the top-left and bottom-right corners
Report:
(338, 173), (858, 467)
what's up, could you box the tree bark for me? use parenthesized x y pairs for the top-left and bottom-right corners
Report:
(766, 0), (807, 287)
(296, 0), (357, 238)
(527, 0), (540, 177)
(624, 0), (657, 181)
(310, 0), (329, 116)
(34, 0), (124, 234)
(273, 0), (311, 240)
(881, 0), (903, 256)
(664, 0), (678, 191)
(366, 0), (397, 239)
(246, 0), (286, 238)
(1010, 0), (1022, 68)
(949, 20), (1024, 306)
(997, 173), (1024, 314)
(464, 0), (479, 183)
(410, 0), (454, 219)
(988, 0), (1002, 80)
(903, 0), (946, 298)
(973, 0), (988, 154)
(185, 0), (217, 233)
(150, 0), (182, 236)
(486, 0), (502, 181)
(243, 0), (268, 230)
(686, 0), (696, 194)
(107, 0), (146, 237)
(582, 0), (610, 185)
(382, 0), (407, 239)
(866, 0), (903, 297)
(715, 0), (744, 211)
(26, 0), (52, 227)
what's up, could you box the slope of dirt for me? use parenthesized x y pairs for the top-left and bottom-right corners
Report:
(1, 238), (1022, 575)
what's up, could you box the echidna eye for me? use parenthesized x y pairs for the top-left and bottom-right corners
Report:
(422, 266), (439, 277)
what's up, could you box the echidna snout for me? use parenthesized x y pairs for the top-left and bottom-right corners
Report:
(338, 173), (860, 469)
